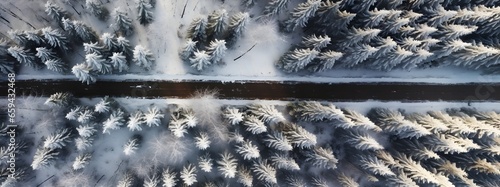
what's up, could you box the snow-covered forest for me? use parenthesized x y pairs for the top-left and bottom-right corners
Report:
(1, 93), (499, 186)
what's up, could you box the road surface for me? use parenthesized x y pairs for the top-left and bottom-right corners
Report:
(1, 80), (500, 101)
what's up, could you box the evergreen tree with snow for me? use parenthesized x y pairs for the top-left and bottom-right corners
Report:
(94, 96), (113, 113)
(86, 0), (108, 20)
(8, 30), (29, 47)
(75, 136), (94, 151)
(113, 8), (134, 36)
(300, 34), (331, 50)
(101, 33), (119, 51)
(217, 152), (238, 178)
(117, 173), (135, 187)
(180, 164), (197, 186)
(136, 0), (154, 25)
(168, 117), (188, 138)
(85, 53), (113, 74)
(343, 130), (384, 151)
(308, 50), (343, 72)
(270, 153), (300, 171)
(198, 153), (213, 172)
(341, 28), (381, 48)
(235, 139), (260, 160)
(236, 166), (253, 187)
(247, 104), (286, 124)
(394, 154), (447, 186)
(41, 27), (70, 51)
(304, 146), (338, 170)
(226, 12), (250, 47)
(72, 153), (91, 170)
(127, 111), (144, 131)
(45, 1), (68, 24)
(288, 101), (345, 122)
(284, 0), (321, 32)
(133, 45), (155, 71)
(143, 172), (160, 187)
(109, 52), (129, 72)
(144, 106), (164, 127)
(43, 128), (72, 149)
(186, 17), (207, 43)
(243, 115), (267, 134)
(278, 48), (319, 73)
(123, 137), (140, 156)
(83, 42), (106, 55)
(7, 46), (39, 68)
(72, 63), (97, 84)
(116, 37), (132, 57)
(194, 132), (211, 150)
(24, 30), (45, 45)
(222, 107), (244, 125)
(262, 0), (291, 18)
(102, 109), (126, 133)
(368, 108), (431, 139)
(0, 39), (15, 74)
(264, 132), (293, 151)
(73, 21), (98, 43)
(337, 172), (359, 187)
(31, 148), (59, 170)
(206, 39), (227, 64)
(61, 17), (75, 34)
(179, 39), (197, 62)
(342, 108), (381, 131)
(206, 9), (228, 41)
(277, 122), (317, 148)
(76, 124), (97, 138)
(162, 168), (178, 187)
(190, 50), (211, 71)
(339, 44), (378, 68)
(77, 108), (96, 124)
(252, 160), (277, 184)
(35, 47), (56, 62)
(45, 92), (73, 107)
(357, 155), (395, 177)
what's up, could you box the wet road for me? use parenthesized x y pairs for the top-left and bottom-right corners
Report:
(1, 80), (500, 101)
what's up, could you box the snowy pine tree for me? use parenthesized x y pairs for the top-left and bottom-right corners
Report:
(136, 0), (154, 25)
(206, 9), (227, 40)
(222, 107), (244, 125)
(226, 12), (249, 47)
(45, 1), (67, 24)
(198, 153), (213, 172)
(31, 148), (59, 170)
(162, 168), (178, 187)
(342, 108), (382, 131)
(262, 0), (290, 18)
(337, 173), (359, 187)
(35, 47), (56, 62)
(358, 155), (395, 177)
(217, 152), (238, 178)
(301, 35), (331, 50)
(41, 27), (70, 51)
(133, 45), (155, 71)
(270, 153), (300, 171)
(194, 132), (211, 150)
(308, 50), (343, 72)
(278, 48), (319, 73)
(113, 8), (134, 36)
(117, 173), (134, 187)
(252, 160), (277, 184)
(206, 39), (227, 64)
(102, 109), (126, 133)
(66, 106), (82, 119)
(344, 130), (384, 151)
(109, 52), (129, 72)
(44, 58), (66, 73)
(75, 136), (93, 151)
(278, 122), (317, 148)
(288, 101), (345, 122)
(168, 116), (188, 138)
(369, 108), (431, 139)
(8, 30), (29, 46)
(243, 115), (267, 134)
(180, 164), (197, 186)
(72, 63), (97, 84)
(76, 124), (96, 138)
(86, 0), (108, 20)
(236, 166), (253, 187)
(284, 0), (321, 32)
(127, 111), (144, 131)
(94, 96), (113, 113)
(143, 172), (160, 187)
(43, 128), (72, 149)
(247, 104), (286, 124)
(72, 153), (91, 170)
(144, 106), (164, 127)
(123, 138), (140, 155)
(61, 17), (75, 35)
(45, 92), (73, 107)
(101, 33), (118, 51)
(305, 146), (338, 170)
(179, 39), (197, 62)
(85, 53), (112, 74)
(235, 139), (260, 160)
(8, 46), (38, 68)
(190, 50), (211, 71)
(264, 132), (293, 151)
(77, 108), (96, 124)
(24, 30), (45, 45)
(83, 42), (105, 55)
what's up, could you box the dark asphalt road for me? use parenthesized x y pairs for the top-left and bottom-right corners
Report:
(1, 80), (500, 101)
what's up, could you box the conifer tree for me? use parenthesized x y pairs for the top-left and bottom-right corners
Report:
(262, 0), (291, 18)
(344, 130), (384, 151)
(94, 96), (113, 113)
(288, 101), (345, 122)
(270, 153), (300, 171)
(264, 132), (293, 151)
(0, 39), (15, 74)
(102, 109), (126, 133)
(83, 42), (105, 55)
(72, 63), (97, 84)
(136, 0), (154, 25)
(77, 108), (96, 124)
(198, 153), (213, 172)
(101, 33), (118, 51)
(180, 164), (197, 186)
(61, 17), (75, 34)
(73, 21), (98, 43)
(252, 160), (277, 184)
(301, 35), (331, 50)
(31, 148), (59, 170)
(43, 128), (72, 149)
(222, 107), (244, 125)
(109, 52), (129, 72)
(305, 146), (338, 170)
(85, 53), (112, 74)
(45, 92), (73, 107)
(35, 47), (56, 62)
(186, 17), (207, 43)
(113, 8), (134, 36)
(24, 29), (45, 45)
(206, 9), (228, 40)
(243, 115), (267, 134)
(72, 153), (92, 170)
(235, 139), (260, 160)
(86, 0), (108, 20)
(358, 155), (395, 177)
(190, 50), (211, 71)
(278, 48), (319, 73)
(133, 45), (155, 71)
(75, 136), (94, 151)
(284, 0), (321, 32)
(194, 132), (211, 150)
(226, 12), (250, 47)
(277, 122), (317, 148)
(337, 173), (359, 187)
(369, 108), (431, 139)
(247, 104), (286, 124)
(7, 46), (39, 68)
(8, 30), (29, 47)
(127, 111), (144, 131)
(45, 1), (68, 24)
(179, 39), (197, 62)
(117, 173), (134, 187)
(217, 152), (238, 178)
(162, 168), (178, 187)
(206, 39), (227, 64)
(123, 138), (140, 155)
(45, 58), (67, 73)
(342, 108), (382, 131)
(236, 166), (253, 187)
(76, 124), (96, 138)
(308, 50), (343, 72)
(116, 36), (133, 57)
(41, 27), (70, 51)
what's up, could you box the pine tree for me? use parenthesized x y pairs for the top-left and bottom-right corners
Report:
(23, 29), (44, 45)
(75, 136), (94, 151)
(264, 132), (293, 151)
(190, 50), (211, 71)
(168, 116), (188, 138)
(61, 17), (75, 34)
(0, 39), (15, 74)
(247, 104), (286, 124)
(394, 139), (439, 161)
(186, 17), (207, 42)
(222, 107), (244, 125)
(252, 160), (277, 184)
(8, 30), (29, 46)
(236, 166), (253, 187)
(102, 109), (126, 133)
(285, 175), (308, 187)
(72, 63), (97, 84)
(117, 173), (134, 187)
(337, 173), (359, 187)
(44, 58), (66, 73)
(109, 52), (129, 72)
(344, 130), (384, 151)
(45, 92), (73, 106)
(262, 0), (291, 18)
(194, 132), (211, 150)
(136, 0), (154, 25)
(179, 39), (197, 62)
(35, 47), (56, 62)
(226, 12), (250, 47)
(143, 172), (160, 187)
(41, 27), (70, 51)
(394, 154), (444, 185)
(206, 39), (227, 64)
(206, 9), (228, 40)
(127, 111), (144, 131)
(301, 35), (331, 50)
(288, 101), (345, 122)
(198, 153), (213, 172)
(405, 113), (448, 134)
(144, 106), (164, 127)
(72, 153), (91, 170)
(217, 152), (238, 178)
(162, 168), (178, 187)
(358, 155), (395, 177)
(342, 108), (382, 131)
(278, 48), (319, 73)
(284, 0), (321, 32)
(94, 96), (113, 113)
(86, 0), (108, 20)
(278, 122), (317, 148)
(270, 153), (300, 171)
(180, 164), (197, 186)
(43, 128), (72, 149)
(101, 33), (118, 51)
(77, 108), (96, 124)
(243, 115), (267, 134)
(235, 139), (260, 160)
(123, 138), (139, 155)
(305, 146), (338, 169)
(83, 42), (106, 55)
(85, 53), (112, 74)
(369, 108), (431, 139)
(7, 46), (38, 68)
(311, 176), (329, 187)
(31, 148), (59, 170)
(76, 124), (96, 138)
(45, 1), (67, 23)
(308, 50), (343, 72)
(133, 45), (155, 71)
(113, 8), (134, 36)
